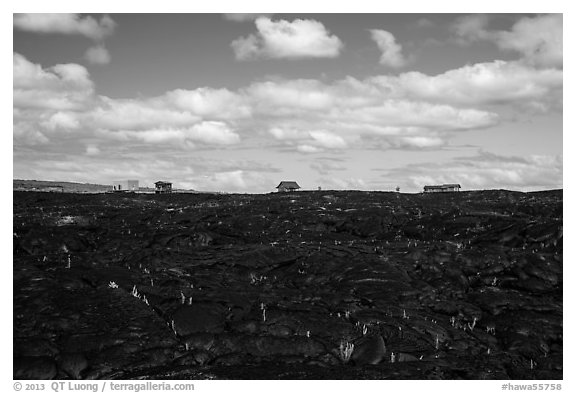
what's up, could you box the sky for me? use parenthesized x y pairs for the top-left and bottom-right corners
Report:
(12, 13), (563, 193)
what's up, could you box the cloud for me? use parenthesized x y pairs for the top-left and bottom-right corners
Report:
(309, 130), (347, 149)
(223, 14), (273, 22)
(14, 52), (561, 168)
(248, 80), (334, 113)
(13, 53), (93, 91)
(192, 170), (273, 192)
(18, 54), (529, 156)
(231, 17), (343, 60)
(497, 14), (562, 68)
(248, 76), (500, 131)
(42, 111), (80, 131)
(88, 97), (199, 131)
(84, 45), (111, 65)
(297, 145), (323, 154)
(369, 60), (562, 111)
(329, 100), (497, 131)
(452, 14), (491, 40)
(370, 29), (406, 68)
(310, 160), (346, 175)
(14, 13), (116, 41)
(269, 127), (349, 154)
(186, 157), (282, 174)
(13, 120), (50, 145)
(268, 127), (308, 140)
(317, 177), (368, 190)
(453, 14), (562, 68)
(86, 89), (249, 133)
(249, 78), (499, 139)
(391, 136), (445, 149)
(167, 88), (251, 119)
(250, 76), (500, 153)
(14, 14), (117, 65)
(205, 170), (247, 189)
(13, 53), (94, 111)
(14, 49), (562, 193)
(97, 121), (240, 148)
(383, 151), (563, 191)
(86, 145), (100, 155)
(187, 121), (241, 145)
(13, 54), (244, 149)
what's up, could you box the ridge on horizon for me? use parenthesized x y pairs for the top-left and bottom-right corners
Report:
(12, 179), (562, 195)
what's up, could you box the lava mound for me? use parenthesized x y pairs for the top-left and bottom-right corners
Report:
(13, 189), (563, 379)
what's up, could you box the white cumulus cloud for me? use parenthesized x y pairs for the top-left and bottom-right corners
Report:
(13, 53), (94, 111)
(297, 145), (324, 154)
(392, 136), (445, 149)
(310, 160), (346, 175)
(497, 14), (562, 68)
(43, 111), (80, 131)
(97, 122), (240, 149)
(188, 121), (241, 145)
(268, 127), (309, 140)
(14, 13), (116, 41)
(270, 127), (349, 154)
(248, 80), (334, 113)
(319, 177), (368, 190)
(309, 130), (348, 149)
(453, 14), (562, 68)
(14, 14), (117, 65)
(369, 60), (562, 111)
(13, 52), (562, 160)
(231, 17), (343, 60)
(88, 97), (200, 131)
(168, 88), (251, 119)
(370, 29), (406, 68)
(194, 170), (272, 192)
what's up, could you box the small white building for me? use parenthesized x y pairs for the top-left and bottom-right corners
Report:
(111, 180), (139, 192)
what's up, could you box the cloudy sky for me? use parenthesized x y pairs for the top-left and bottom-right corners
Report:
(13, 13), (563, 193)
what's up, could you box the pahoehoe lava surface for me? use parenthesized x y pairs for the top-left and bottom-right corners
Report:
(13, 190), (562, 379)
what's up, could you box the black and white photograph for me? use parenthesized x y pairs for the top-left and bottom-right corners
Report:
(11, 3), (567, 387)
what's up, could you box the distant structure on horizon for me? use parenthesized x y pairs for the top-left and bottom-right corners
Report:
(111, 180), (139, 192)
(423, 184), (461, 193)
(276, 181), (301, 192)
(155, 181), (173, 194)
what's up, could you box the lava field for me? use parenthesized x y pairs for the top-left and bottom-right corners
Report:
(13, 189), (563, 379)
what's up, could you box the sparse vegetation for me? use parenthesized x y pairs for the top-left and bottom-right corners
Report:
(339, 341), (354, 363)
(13, 189), (562, 379)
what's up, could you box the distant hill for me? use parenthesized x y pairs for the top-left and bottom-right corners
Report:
(13, 179), (194, 193)
(14, 179), (112, 193)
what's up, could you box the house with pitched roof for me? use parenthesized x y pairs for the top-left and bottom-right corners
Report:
(155, 181), (173, 194)
(276, 181), (301, 192)
(423, 184), (461, 193)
